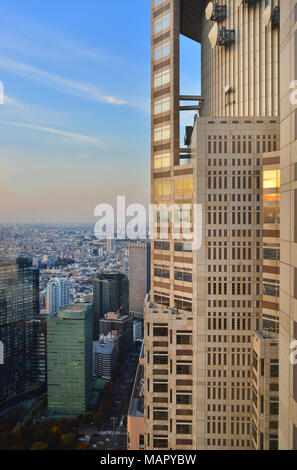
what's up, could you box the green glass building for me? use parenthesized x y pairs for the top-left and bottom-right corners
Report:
(47, 304), (93, 417)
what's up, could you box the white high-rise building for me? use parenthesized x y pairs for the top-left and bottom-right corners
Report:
(47, 278), (71, 316)
(133, 321), (143, 343)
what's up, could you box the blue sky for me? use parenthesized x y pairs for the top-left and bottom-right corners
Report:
(0, 0), (201, 223)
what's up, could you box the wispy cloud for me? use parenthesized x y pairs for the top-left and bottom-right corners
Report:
(0, 4), (123, 65)
(0, 58), (127, 106)
(0, 121), (105, 146)
(3, 94), (27, 108)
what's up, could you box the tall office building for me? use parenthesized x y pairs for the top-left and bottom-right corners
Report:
(92, 273), (129, 340)
(47, 278), (71, 316)
(145, 0), (282, 450)
(32, 316), (47, 387)
(279, 0), (297, 451)
(33, 268), (40, 315)
(0, 258), (34, 403)
(47, 304), (93, 417)
(129, 241), (151, 319)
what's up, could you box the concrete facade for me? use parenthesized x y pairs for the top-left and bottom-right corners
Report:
(145, 0), (286, 450)
(279, 0), (297, 451)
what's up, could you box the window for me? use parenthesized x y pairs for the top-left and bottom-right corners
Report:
(154, 0), (167, 7)
(264, 193), (280, 202)
(154, 97), (170, 115)
(154, 241), (170, 251)
(154, 208), (170, 223)
(264, 243), (280, 261)
(153, 437), (168, 449)
(174, 296), (192, 312)
(153, 326), (168, 337)
(264, 282), (280, 298)
(174, 271), (192, 283)
(153, 352), (168, 365)
(176, 362), (192, 375)
(153, 408), (168, 421)
(154, 152), (170, 169)
(264, 205), (280, 224)
(154, 69), (170, 88)
(269, 435), (278, 451)
(176, 422), (192, 435)
(154, 13), (170, 35)
(154, 41), (170, 61)
(176, 393), (192, 405)
(174, 242), (192, 252)
(270, 398), (279, 415)
(139, 434), (144, 449)
(177, 334), (192, 345)
(154, 124), (170, 142)
(153, 380), (168, 393)
(263, 170), (280, 189)
(154, 181), (170, 196)
(174, 178), (193, 195)
(154, 268), (170, 279)
(174, 208), (192, 223)
(270, 360), (279, 378)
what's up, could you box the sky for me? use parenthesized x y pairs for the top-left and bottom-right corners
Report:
(0, 0), (201, 223)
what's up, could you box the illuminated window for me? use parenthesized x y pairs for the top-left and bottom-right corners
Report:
(154, 181), (170, 196)
(174, 178), (193, 194)
(154, 41), (170, 61)
(154, 152), (170, 169)
(154, 69), (170, 88)
(264, 194), (280, 201)
(263, 170), (280, 189)
(154, 97), (170, 115)
(154, 13), (170, 35)
(154, 124), (170, 142)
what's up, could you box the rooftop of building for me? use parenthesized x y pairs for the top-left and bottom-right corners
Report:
(93, 340), (115, 355)
(128, 363), (144, 418)
(54, 303), (92, 320)
(102, 312), (131, 322)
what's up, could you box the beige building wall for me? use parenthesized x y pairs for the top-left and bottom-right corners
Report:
(251, 332), (279, 450)
(192, 116), (279, 449)
(146, 0), (282, 450)
(279, 0), (297, 451)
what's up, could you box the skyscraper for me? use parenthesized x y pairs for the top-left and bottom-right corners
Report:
(47, 278), (71, 316)
(47, 304), (93, 417)
(33, 268), (40, 315)
(145, 0), (281, 450)
(279, 0), (297, 451)
(0, 258), (34, 403)
(92, 273), (129, 340)
(129, 241), (151, 319)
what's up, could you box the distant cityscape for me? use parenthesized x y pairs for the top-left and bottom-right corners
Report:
(0, 224), (149, 450)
